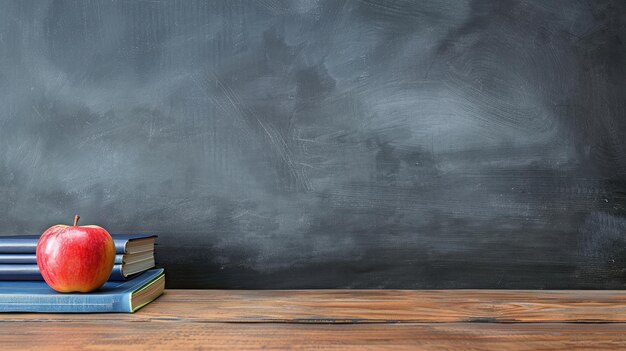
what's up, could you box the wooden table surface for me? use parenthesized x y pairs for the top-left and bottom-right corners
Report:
(2, 290), (626, 350)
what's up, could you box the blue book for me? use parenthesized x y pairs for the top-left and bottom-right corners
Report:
(0, 254), (128, 264)
(0, 268), (164, 313)
(0, 254), (37, 264)
(0, 234), (156, 280)
(0, 261), (143, 281)
(110, 234), (157, 254)
(0, 236), (40, 254)
(0, 265), (42, 280)
(0, 234), (156, 254)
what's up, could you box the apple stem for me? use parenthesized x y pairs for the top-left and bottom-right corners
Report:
(74, 215), (80, 226)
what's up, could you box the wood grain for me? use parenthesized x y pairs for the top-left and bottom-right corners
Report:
(2, 290), (626, 323)
(1, 322), (625, 351)
(2, 290), (626, 350)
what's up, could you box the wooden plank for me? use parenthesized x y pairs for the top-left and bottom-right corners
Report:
(2, 290), (626, 350)
(0, 322), (625, 351)
(2, 290), (626, 323)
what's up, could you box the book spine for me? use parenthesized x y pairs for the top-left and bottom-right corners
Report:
(114, 241), (127, 253)
(0, 265), (42, 280)
(109, 265), (126, 281)
(0, 239), (131, 254)
(0, 240), (37, 254)
(0, 292), (132, 312)
(0, 254), (37, 264)
(0, 254), (123, 265)
(0, 264), (126, 281)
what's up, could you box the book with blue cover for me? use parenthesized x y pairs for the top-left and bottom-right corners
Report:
(0, 268), (164, 313)
(0, 253), (132, 265)
(0, 254), (37, 264)
(0, 264), (42, 280)
(0, 234), (156, 281)
(0, 261), (147, 281)
(0, 234), (156, 254)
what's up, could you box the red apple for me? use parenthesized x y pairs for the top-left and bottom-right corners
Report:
(36, 215), (116, 293)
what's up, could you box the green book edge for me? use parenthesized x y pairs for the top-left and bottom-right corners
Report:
(131, 272), (165, 312)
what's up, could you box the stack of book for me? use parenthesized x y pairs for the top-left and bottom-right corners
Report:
(0, 234), (164, 313)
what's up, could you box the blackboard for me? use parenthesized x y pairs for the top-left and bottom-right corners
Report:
(1, 0), (625, 288)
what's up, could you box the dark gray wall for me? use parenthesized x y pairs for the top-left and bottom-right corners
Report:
(1, 0), (625, 288)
